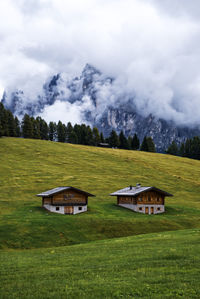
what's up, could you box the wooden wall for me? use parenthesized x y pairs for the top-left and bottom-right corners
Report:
(118, 191), (165, 205)
(52, 190), (87, 205)
(118, 196), (137, 205)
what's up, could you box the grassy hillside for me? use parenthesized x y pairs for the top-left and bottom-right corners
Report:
(0, 137), (200, 249)
(1, 229), (200, 298)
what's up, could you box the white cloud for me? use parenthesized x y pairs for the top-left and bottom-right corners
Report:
(1, 0), (200, 126)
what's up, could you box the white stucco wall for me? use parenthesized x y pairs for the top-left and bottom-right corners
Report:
(44, 204), (65, 214)
(43, 204), (87, 215)
(118, 204), (138, 212)
(118, 204), (165, 214)
(73, 205), (87, 214)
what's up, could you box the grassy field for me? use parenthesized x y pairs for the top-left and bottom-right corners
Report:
(1, 229), (200, 298)
(0, 137), (200, 298)
(0, 137), (200, 249)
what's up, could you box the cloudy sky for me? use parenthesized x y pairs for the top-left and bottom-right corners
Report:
(1, 0), (200, 126)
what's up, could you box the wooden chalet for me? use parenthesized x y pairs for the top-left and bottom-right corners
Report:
(110, 183), (173, 214)
(37, 186), (95, 215)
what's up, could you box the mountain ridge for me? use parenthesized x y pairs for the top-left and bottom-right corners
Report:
(2, 63), (200, 152)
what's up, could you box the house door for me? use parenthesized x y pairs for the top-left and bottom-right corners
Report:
(145, 207), (149, 214)
(151, 207), (154, 214)
(64, 206), (74, 214)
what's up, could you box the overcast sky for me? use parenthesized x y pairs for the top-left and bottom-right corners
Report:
(1, 0), (200, 126)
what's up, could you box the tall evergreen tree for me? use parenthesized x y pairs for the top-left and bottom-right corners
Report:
(179, 142), (185, 157)
(128, 136), (132, 149)
(100, 132), (105, 143)
(66, 122), (73, 142)
(22, 114), (33, 138)
(85, 126), (94, 145)
(74, 124), (82, 144)
(69, 131), (78, 144)
(140, 136), (148, 151)
(31, 117), (41, 139)
(140, 136), (156, 152)
(57, 121), (66, 142)
(49, 122), (57, 141)
(119, 131), (130, 149)
(191, 136), (200, 160)
(0, 123), (2, 137)
(132, 133), (140, 150)
(7, 110), (16, 137)
(184, 138), (192, 158)
(15, 117), (21, 137)
(146, 137), (156, 152)
(0, 102), (9, 136)
(36, 117), (49, 140)
(109, 130), (120, 148)
(93, 127), (101, 146)
(166, 141), (179, 156)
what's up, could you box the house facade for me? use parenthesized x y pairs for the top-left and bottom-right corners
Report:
(37, 186), (95, 215)
(110, 184), (173, 214)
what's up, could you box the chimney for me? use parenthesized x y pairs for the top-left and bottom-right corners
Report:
(136, 183), (141, 189)
(130, 185), (133, 190)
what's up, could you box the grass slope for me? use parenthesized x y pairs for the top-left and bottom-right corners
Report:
(0, 137), (200, 249)
(1, 229), (200, 298)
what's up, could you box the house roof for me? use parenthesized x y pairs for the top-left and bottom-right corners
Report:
(37, 186), (95, 197)
(110, 185), (173, 197)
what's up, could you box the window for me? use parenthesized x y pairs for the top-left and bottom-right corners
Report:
(78, 207), (82, 211)
(157, 207), (160, 211)
(138, 197), (142, 202)
(56, 207), (60, 211)
(148, 196), (151, 202)
(139, 207), (143, 211)
(157, 198), (160, 202)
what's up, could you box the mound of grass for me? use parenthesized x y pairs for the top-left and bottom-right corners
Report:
(0, 137), (200, 249)
(0, 229), (200, 298)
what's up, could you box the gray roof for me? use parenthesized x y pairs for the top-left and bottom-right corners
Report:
(37, 186), (95, 197)
(110, 186), (173, 197)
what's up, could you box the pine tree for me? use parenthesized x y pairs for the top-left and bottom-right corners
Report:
(69, 131), (78, 144)
(140, 136), (148, 151)
(146, 137), (156, 152)
(0, 102), (9, 136)
(100, 132), (105, 143)
(0, 123), (2, 137)
(128, 136), (132, 149)
(109, 130), (120, 148)
(36, 117), (49, 140)
(93, 127), (101, 146)
(179, 142), (185, 157)
(7, 110), (16, 137)
(132, 133), (140, 150)
(32, 117), (41, 139)
(191, 136), (200, 160)
(22, 114), (33, 138)
(49, 122), (57, 141)
(15, 117), (21, 137)
(140, 136), (156, 152)
(74, 124), (81, 144)
(184, 138), (192, 158)
(119, 131), (130, 149)
(57, 121), (66, 142)
(85, 126), (94, 145)
(166, 141), (179, 155)
(66, 122), (73, 142)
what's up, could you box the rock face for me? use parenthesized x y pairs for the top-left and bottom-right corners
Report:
(2, 63), (200, 152)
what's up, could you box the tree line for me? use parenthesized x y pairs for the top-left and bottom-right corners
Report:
(0, 101), (157, 152)
(167, 137), (200, 160)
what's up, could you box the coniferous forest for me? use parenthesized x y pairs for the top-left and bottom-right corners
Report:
(1, 101), (200, 159)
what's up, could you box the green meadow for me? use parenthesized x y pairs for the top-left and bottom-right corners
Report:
(0, 137), (200, 298)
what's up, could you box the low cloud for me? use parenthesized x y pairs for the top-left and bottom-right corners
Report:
(1, 0), (200, 126)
